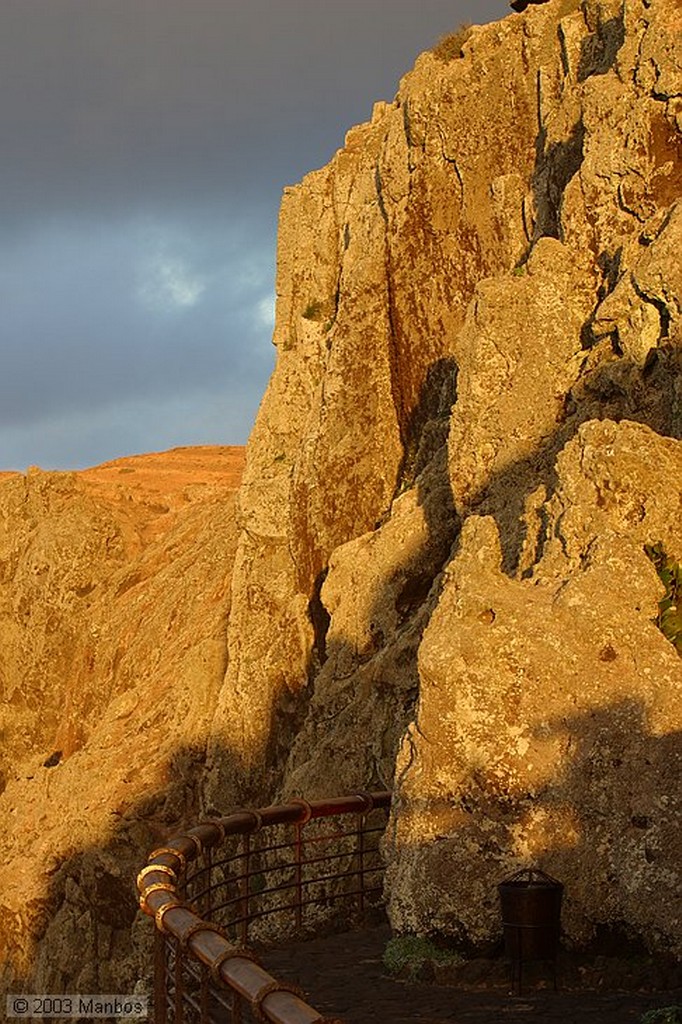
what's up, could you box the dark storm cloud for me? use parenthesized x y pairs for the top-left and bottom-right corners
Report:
(0, 0), (503, 469)
(0, 213), (274, 419)
(0, 0), (502, 222)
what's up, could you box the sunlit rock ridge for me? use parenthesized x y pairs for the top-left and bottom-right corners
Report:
(209, 0), (681, 957)
(0, 448), (244, 992)
(1, 0), (680, 999)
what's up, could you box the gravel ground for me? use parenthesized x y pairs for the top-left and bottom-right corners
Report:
(260, 923), (681, 1024)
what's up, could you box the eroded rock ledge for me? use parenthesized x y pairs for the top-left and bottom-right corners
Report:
(211, 0), (681, 956)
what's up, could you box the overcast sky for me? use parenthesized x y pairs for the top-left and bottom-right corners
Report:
(1, 0), (502, 471)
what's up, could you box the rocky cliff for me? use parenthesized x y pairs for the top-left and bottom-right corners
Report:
(208, 0), (681, 957)
(0, 448), (244, 992)
(2, 0), (681, 998)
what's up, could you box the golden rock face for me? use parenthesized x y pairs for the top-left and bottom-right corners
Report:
(220, 0), (681, 958)
(0, 446), (244, 992)
(386, 421), (682, 952)
(2, 0), (682, 998)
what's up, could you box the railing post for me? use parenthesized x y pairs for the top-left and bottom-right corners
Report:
(173, 936), (184, 1024)
(154, 931), (168, 1024)
(295, 821), (303, 931)
(357, 812), (366, 915)
(205, 846), (213, 919)
(239, 834), (251, 947)
(200, 963), (209, 1022)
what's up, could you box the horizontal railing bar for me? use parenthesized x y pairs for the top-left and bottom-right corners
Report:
(188, 845), (384, 896)
(203, 841), (383, 881)
(166, 796), (387, 875)
(189, 823), (385, 881)
(193, 791), (390, 852)
(190, 848), (383, 902)
(206, 865), (383, 914)
(188, 858), (384, 909)
(138, 790), (391, 1024)
(299, 847), (382, 870)
(222, 884), (385, 929)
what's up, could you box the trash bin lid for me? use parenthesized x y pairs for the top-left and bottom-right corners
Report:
(499, 868), (563, 889)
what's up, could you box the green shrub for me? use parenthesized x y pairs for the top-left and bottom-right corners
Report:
(431, 23), (472, 63)
(644, 542), (682, 656)
(302, 299), (324, 321)
(383, 935), (463, 979)
(640, 1007), (682, 1024)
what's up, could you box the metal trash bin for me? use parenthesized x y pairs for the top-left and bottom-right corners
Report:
(498, 868), (563, 992)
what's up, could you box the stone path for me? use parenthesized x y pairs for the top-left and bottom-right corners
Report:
(261, 924), (681, 1024)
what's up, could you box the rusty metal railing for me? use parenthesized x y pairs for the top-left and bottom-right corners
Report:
(137, 790), (391, 1024)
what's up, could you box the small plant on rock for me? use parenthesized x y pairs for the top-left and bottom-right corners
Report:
(431, 23), (472, 63)
(644, 542), (682, 656)
(302, 299), (324, 321)
(639, 1007), (682, 1024)
(383, 935), (463, 980)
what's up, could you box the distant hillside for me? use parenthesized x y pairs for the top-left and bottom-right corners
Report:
(0, 446), (244, 993)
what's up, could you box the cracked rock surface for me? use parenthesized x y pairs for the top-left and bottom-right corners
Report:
(212, 0), (681, 956)
(0, 448), (244, 994)
(2, 0), (681, 999)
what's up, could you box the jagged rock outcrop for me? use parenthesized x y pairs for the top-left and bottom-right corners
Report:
(2, 0), (681, 995)
(0, 448), (243, 993)
(385, 419), (682, 953)
(209, 0), (681, 956)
